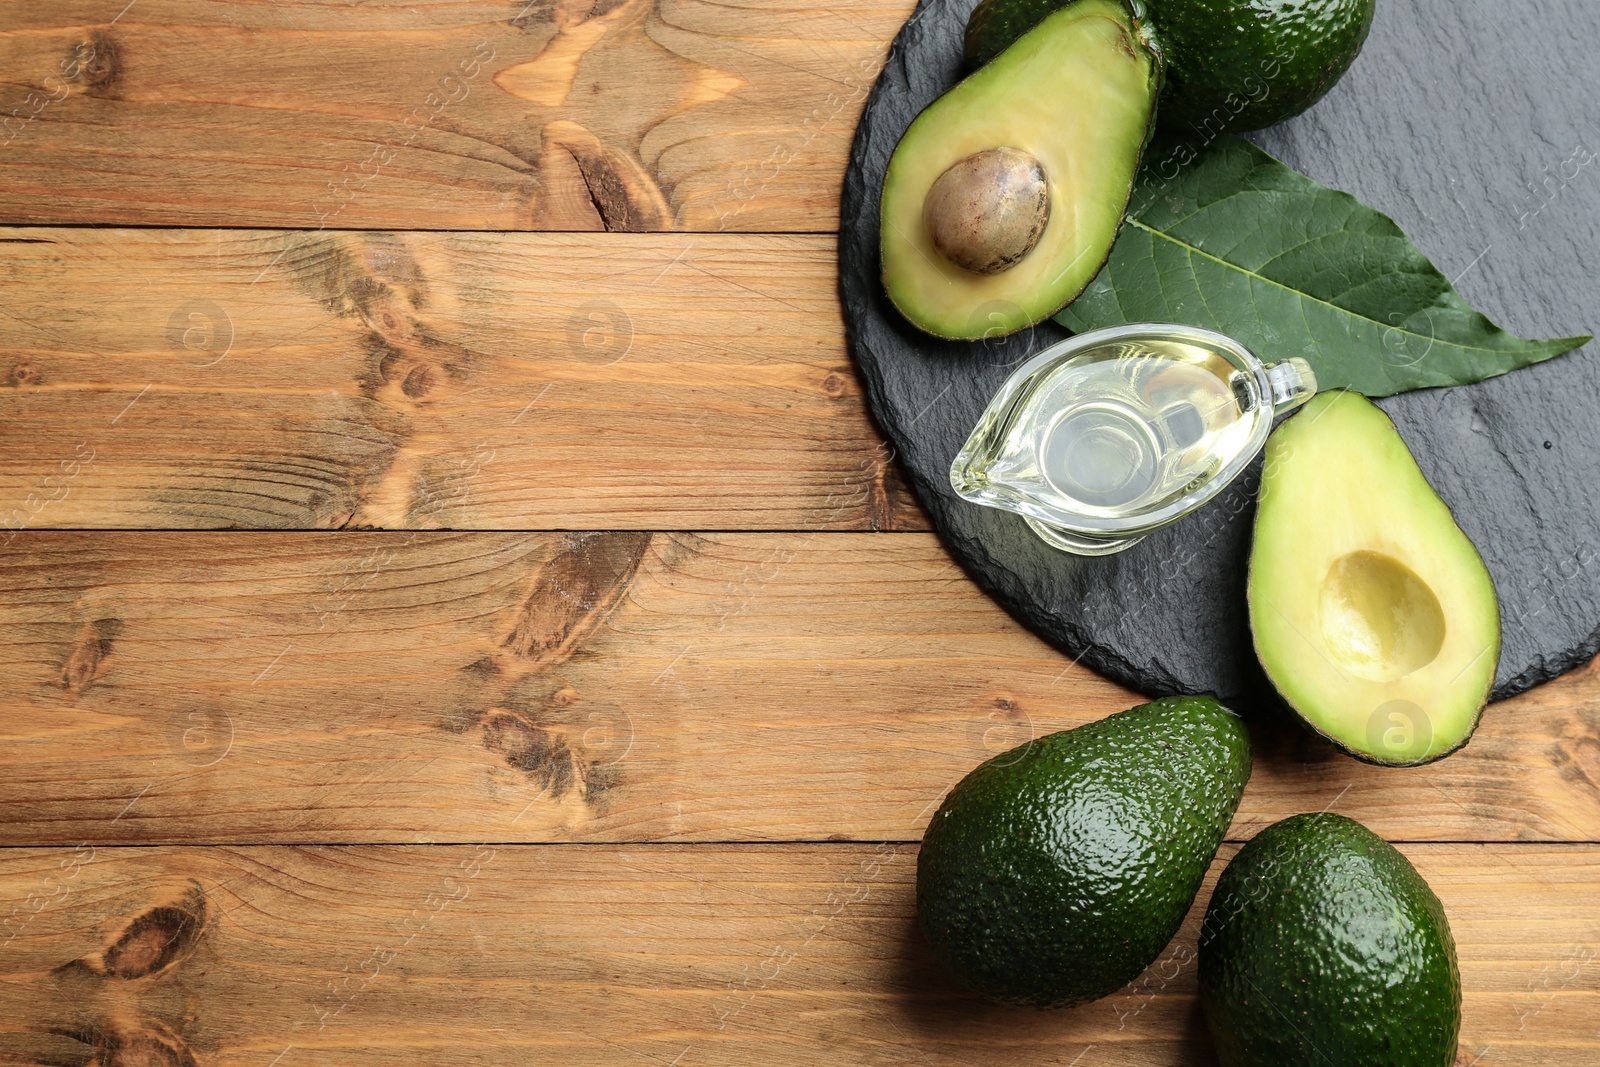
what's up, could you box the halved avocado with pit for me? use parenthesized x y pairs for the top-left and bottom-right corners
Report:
(879, 0), (1161, 340)
(1248, 392), (1501, 766)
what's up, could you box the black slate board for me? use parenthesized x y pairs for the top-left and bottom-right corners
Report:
(841, 0), (1600, 708)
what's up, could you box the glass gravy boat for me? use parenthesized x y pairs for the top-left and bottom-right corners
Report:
(950, 324), (1316, 556)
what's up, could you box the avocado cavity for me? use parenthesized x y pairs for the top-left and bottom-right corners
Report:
(1319, 550), (1447, 682)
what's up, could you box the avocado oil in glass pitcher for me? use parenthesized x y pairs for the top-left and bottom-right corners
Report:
(950, 324), (1316, 555)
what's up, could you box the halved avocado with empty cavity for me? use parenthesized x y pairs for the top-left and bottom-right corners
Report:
(879, 0), (1161, 340)
(1249, 392), (1501, 766)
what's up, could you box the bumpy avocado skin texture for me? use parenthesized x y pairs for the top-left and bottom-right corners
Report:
(1148, 0), (1375, 133)
(917, 696), (1251, 1007)
(1200, 813), (1460, 1066)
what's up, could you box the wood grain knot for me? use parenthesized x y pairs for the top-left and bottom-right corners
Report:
(499, 0), (742, 230)
(71, 30), (121, 95)
(539, 121), (670, 232)
(400, 362), (437, 400)
(501, 531), (652, 669)
(865, 449), (895, 532)
(295, 234), (426, 327)
(288, 235), (478, 410)
(66, 885), (207, 980)
(61, 618), (124, 697)
(5, 358), (41, 387)
(441, 534), (650, 800)
(1551, 711), (1600, 797)
(57, 1018), (197, 1067)
(512, 0), (632, 29)
(479, 707), (620, 802)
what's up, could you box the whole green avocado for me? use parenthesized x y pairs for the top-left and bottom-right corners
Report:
(917, 696), (1251, 1007)
(1199, 812), (1461, 1066)
(1147, 0), (1376, 133)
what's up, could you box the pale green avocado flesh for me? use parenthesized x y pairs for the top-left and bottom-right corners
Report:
(1248, 391), (1501, 765)
(880, 0), (1160, 339)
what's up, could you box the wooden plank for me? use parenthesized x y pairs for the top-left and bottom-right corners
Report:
(0, 842), (1594, 1065)
(1, 531), (1596, 845)
(0, 0), (910, 231)
(0, 228), (924, 531)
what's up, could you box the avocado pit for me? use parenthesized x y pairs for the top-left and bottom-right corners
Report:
(922, 147), (1051, 275)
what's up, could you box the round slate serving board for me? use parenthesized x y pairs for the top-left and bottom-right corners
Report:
(840, 0), (1600, 707)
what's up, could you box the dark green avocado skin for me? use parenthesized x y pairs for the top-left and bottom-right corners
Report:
(1199, 812), (1460, 1066)
(1147, 0), (1375, 133)
(916, 696), (1251, 1008)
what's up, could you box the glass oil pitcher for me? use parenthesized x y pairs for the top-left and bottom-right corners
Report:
(950, 324), (1316, 556)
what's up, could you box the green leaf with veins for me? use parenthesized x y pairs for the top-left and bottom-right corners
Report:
(1055, 136), (1589, 397)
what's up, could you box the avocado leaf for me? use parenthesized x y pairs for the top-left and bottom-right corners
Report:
(1055, 136), (1589, 396)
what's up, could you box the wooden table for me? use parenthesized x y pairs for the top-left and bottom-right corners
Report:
(1, 3), (1596, 1064)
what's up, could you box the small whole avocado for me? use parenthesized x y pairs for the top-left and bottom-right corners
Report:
(965, 0), (1372, 135)
(881, 0), (1162, 339)
(1199, 812), (1461, 1066)
(1248, 391), (1500, 765)
(916, 696), (1251, 1007)
(1145, 0), (1375, 134)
